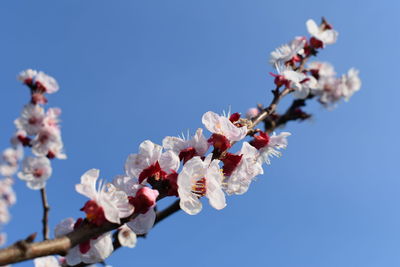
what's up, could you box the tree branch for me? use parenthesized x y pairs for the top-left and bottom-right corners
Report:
(40, 188), (50, 241)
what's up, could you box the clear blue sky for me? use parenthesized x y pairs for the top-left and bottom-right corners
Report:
(0, 1), (398, 266)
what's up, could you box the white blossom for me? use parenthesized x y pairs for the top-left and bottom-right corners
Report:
(308, 61), (336, 79)
(270, 37), (306, 67)
(0, 178), (16, 206)
(14, 104), (45, 136)
(178, 155), (226, 215)
(258, 132), (291, 165)
(18, 69), (59, 94)
(125, 140), (179, 182)
(76, 169), (133, 224)
(162, 128), (209, 161)
(306, 19), (338, 46)
(224, 142), (264, 195)
(279, 69), (315, 99)
(112, 175), (158, 234)
(18, 156), (52, 190)
(202, 111), (247, 142)
(341, 68), (361, 101)
(31, 127), (66, 159)
(0, 147), (23, 177)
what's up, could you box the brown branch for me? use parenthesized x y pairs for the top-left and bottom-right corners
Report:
(250, 87), (294, 130)
(40, 188), (50, 241)
(263, 95), (314, 133)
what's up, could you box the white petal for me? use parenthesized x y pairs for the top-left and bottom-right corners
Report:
(118, 225), (137, 248)
(75, 169), (99, 200)
(206, 160), (226, 210)
(54, 218), (75, 237)
(162, 136), (186, 153)
(179, 194), (202, 215)
(306, 19), (319, 36)
(159, 150), (180, 173)
(127, 209), (156, 234)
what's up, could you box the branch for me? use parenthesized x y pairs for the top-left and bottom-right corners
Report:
(263, 95), (314, 133)
(40, 188), (50, 241)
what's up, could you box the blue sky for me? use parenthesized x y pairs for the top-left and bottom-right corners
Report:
(0, 1), (399, 266)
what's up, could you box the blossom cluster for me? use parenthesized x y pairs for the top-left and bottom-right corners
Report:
(3, 17), (362, 267)
(14, 70), (67, 190)
(0, 70), (65, 247)
(269, 18), (361, 108)
(54, 109), (289, 265)
(48, 17), (363, 266)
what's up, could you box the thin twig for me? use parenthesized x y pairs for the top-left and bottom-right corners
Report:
(40, 188), (50, 241)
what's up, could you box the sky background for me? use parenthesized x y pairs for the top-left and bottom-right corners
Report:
(0, 1), (399, 266)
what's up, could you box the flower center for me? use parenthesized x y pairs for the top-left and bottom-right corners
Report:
(192, 177), (206, 197)
(33, 168), (44, 178)
(80, 200), (106, 226)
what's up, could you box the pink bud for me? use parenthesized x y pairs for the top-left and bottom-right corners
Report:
(129, 187), (159, 214)
(246, 108), (259, 119)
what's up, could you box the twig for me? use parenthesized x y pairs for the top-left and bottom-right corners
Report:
(40, 188), (50, 241)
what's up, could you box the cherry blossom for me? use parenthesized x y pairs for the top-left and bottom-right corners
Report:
(31, 127), (66, 159)
(223, 142), (264, 195)
(14, 104), (45, 136)
(0, 147), (23, 177)
(202, 111), (247, 142)
(18, 156), (52, 190)
(341, 68), (361, 101)
(306, 19), (338, 47)
(55, 218), (113, 265)
(270, 36), (306, 68)
(112, 175), (158, 234)
(162, 128), (209, 163)
(272, 68), (316, 99)
(76, 169), (133, 225)
(0, 178), (16, 206)
(125, 140), (180, 184)
(308, 61), (336, 80)
(178, 155), (226, 215)
(250, 131), (291, 164)
(18, 69), (59, 94)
